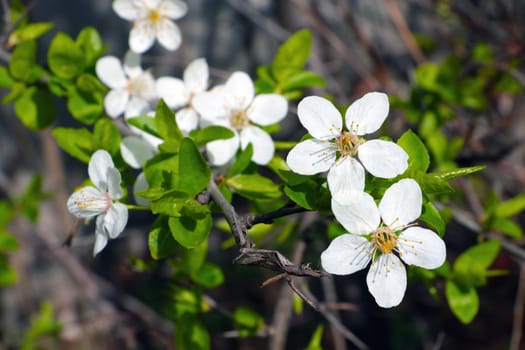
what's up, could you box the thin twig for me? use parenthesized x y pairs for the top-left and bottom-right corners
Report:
(244, 204), (309, 229)
(321, 275), (347, 350)
(510, 262), (525, 350)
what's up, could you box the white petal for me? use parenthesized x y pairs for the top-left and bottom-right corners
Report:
(286, 139), (335, 175)
(192, 92), (229, 122)
(104, 203), (128, 239)
(345, 92), (389, 135)
(123, 50), (143, 78)
(225, 71), (254, 110)
(156, 19), (182, 51)
(367, 254), (407, 308)
(240, 126), (274, 165)
(96, 56), (127, 89)
(159, 0), (188, 19)
(156, 77), (188, 108)
(398, 227), (446, 269)
(125, 97), (151, 118)
(129, 20), (156, 53)
(248, 94), (288, 126)
(121, 136), (157, 169)
(93, 222), (109, 256)
(89, 150), (115, 191)
(106, 167), (123, 200)
(297, 96), (342, 141)
(358, 139), (408, 178)
(104, 89), (129, 118)
(321, 234), (372, 275)
(67, 187), (106, 218)
(379, 178), (422, 228)
(133, 172), (150, 207)
(206, 132), (240, 166)
(176, 108), (199, 135)
(112, 0), (139, 20)
(183, 58), (209, 93)
(331, 191), (380, 235)
(144, 0), (161, 7)
(327, 156), (365, 200)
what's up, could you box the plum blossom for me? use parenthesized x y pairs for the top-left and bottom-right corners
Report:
(67, 150), (128, 256)
(286, 93), (408, 198)
(96, 51), (157, 118)
(321, 179), (446, 308)
(113, 0), (188, 53)
(192, 71), (288, 166)
(156, 58), (209, 134)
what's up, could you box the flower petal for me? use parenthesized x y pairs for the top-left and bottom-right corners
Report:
(240, 126), (274, 165)
(192, 92), (229, 123)
(159, 0), (188, 19)
(104, 89), (129, 118)
(104, 203), (128, 239)
(366, 254), (407, 308)
(286, 139), (335, 175)
(120, 136), (157, 169)
(106, 167), (123, 200)
(122, 50), (143, 78)
(129, 20), (156, 53)
(224, 71), (254, 110)
(331, 191), (380, 235)
(358, 139), (408, 178)
(398, 227), (446, 269)
(96, 56), (127, 89)
(379, 178), (422, 228)
(176, 108), (199, 135)
(345, 91), (389, 135)
(156, 19), (182, 51)
(88, 150), (115, 191)
(133, 172), (150, 207)
(125, 97), (151, 118)
(205, 132), (240, 166)
(297, 96), (342, 141)
(67, 187), (106, 218)
(112, 0), (139, 20)
(156, 77), (188, 108)
(184, 58), (209, 93)
(93, 221), (109, 256)
(248, 94), (288, 126)
(327, 156), (365, 200)
(321, 234), (372, 275)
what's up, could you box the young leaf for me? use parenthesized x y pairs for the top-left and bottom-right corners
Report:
(0, 230), (19, 253)
(93, 118), (121, 156)
(14, 86), (56, 130)
(178, 138), (211, 196)
(225, 174), (282, 200)
(397, 129), (430, 172)
(233, 307), (264, 337)
(434, 165), (485, 181)
(191, 125), (235, 147)
(272, 29), (312, 81)
(169, 212), (212, 249)
(149, 190), (190, 216)
(489, 217), (523, 239)
(127, 115), (160, 138)
(174, 314), (210, 350)
(0, 66), (15, 88)
(52, 127), (94, 163)
(445, 280), (479, 324)
(75, 26), (104, 67)
(9, 41), (40, 83)
(453, 240), (501, 287)
(67, 87), (104, 124)
(48, 32), (84, 79)
(8, 22), (54, 47)
(280, 71), (326, 92)
(190, 262), (224, 288)
(227, 143), (253, 177)
(148, 216), (178, 259)
(304, 324), (324, 350)
(143, 153), (179, 189)
(494, 194), (525, 218)
(420, 202), (446, 236)
(155, 99), (183, 141)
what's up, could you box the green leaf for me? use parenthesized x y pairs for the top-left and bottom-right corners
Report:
(0, 66), (15, 88)
(191, 125), (235, 147)
(19, 174), (45, 222)
(75, 26), (104, 67)
(494, 194), (525, 218)
(52, 127), (94, 163)
(233, 307), (264, 337)
(397, 129), (430, 172)
(20, 301), (61, 350)
(8, 22), (54, 47)
(155, 99), (183, 141)
(178, 138), (211, 196)
(149, 190), (190, 216)
(127, 115), (160, 138)
(190, 262), (224, 288)
(227, 143), (253, 177)
(280, 71), (325, 92)
(9, 41), (41, 83)
(226, 174), (282, 200)
(148, 216), (178, 259)
(489, 217), (523, 239)
(143, 153), (179, 189)
(175, 240), (208, 273)
(76, 73), (107, 93)
(405, 169), (454, 195)
(272, 29), (312, 81)
(169, 212), (212, 249)
(0, 230), (19, 252)
(48, 76), (73, 96)
(434, 166), (485, 181)
(420, 202), (446, 236)
(0, 201), (13, 227)
(445, 280), (479, 324)
(2, 82), (26, 103)
(179, 200), (210, 219)
(14, 86), (56, 130)
(174, 314), (210, 350)
(67, 87), (104, 124)
(0, 260), (17, 286)
(93, 118), (121, 156)
(304, 324), (324, 350)
(48, 32), (85, 79)
(453, 240), (501, 287)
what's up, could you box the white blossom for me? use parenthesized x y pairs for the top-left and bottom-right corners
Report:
(67, 150), (128, 256)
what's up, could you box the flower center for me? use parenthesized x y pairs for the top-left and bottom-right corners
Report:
(229, 109), (250, 131)
(147, 9), (162, 23)
(334, 131), (363, 157)
(127, 74), (155, 100)
(371, 226), (398, 254)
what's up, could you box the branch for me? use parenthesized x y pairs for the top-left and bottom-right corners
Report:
(244, 204), (309, 229)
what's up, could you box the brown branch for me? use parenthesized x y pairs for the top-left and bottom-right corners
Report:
(244, 204), (309, 229)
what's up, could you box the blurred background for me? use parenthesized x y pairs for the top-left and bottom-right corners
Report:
(1, 0), (525, 349)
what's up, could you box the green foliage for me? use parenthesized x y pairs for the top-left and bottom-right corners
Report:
(178, 138), (211, 196)
(174, 314), (210, 350)
(75, 27), (105, 67)
(52, 127), (94, 163)
(225, 174), (282, 200)
(48, 32), (85, 79)
(8, 22), (54, 47)
(420, 202), (446, 236)
(233, 307), (264, 337)
(445, 281), (479, 324)
(191, 125), (235, 147)
(169, 211), (212, 249)
(155, 99), (183, 142)
(228, 143), (253, 177)
(190, 262), (224, 288)
(127, 115), (160, 137)
(9, 41), (43, 83)
(397, 129), (429, 172)
(20, 301), (61, 350)
(14, 86), (56, 130)
(148, 216), (179, 259)
(304, 324), (324, 350)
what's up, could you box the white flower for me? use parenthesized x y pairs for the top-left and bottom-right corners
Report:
(192, 71), (288, 166)
(286, 93), (409, 198)
(96, 51), (157, 118)
(321, 179), (446, 308)
(156, 58), (209, 134)
(113, 0), (187, 53)
(67, 150), (129, 256)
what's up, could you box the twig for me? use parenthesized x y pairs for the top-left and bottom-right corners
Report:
(321, 275), (347, 350)
(244, 204), (309, 229)
(510, 262), (525, 350)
